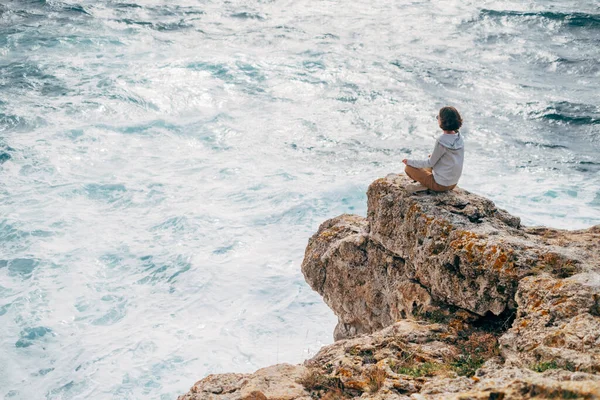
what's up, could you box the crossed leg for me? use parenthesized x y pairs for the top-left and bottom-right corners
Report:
(404, 165), (455, 192)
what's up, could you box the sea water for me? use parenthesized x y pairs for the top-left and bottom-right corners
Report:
(0, 0), (599, 398)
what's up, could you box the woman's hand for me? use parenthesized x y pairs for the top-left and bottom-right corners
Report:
(402, 159), (408, 165)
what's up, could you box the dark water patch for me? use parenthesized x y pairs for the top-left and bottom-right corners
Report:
(542, 114), (599, 125)
(15, 326), (52, 348)
(0, 26), (23, 37)
(30, 229), (52, 237)
(83, 183), (127, 203)
(0, 152), (11, 163)
(480, 9), (600, 29)
(568, 160), (600, 173)
(60, 4), (90, 16)
(120, 119), (179, 134)
(274, 24), (305, 33)
(303, 60), (326, 71)
(336, 96), (358, 103)
(167, 262), (191, 283)
(316, 33), (339, 40)
(147, 5), (205, 17)
(517, 141), (568, 149)
(136, 254), (191, 285)
(290, 74), (329, 86)
(34, 368), (55, 376)
(41, 1), (90, 16)
(150, 20), (194, 32)
(2, 258), (39, 278)
(551, 57), (600, 76)
(98, 253), (125, 269)
(115, 18), (193, 32)
(187, 61), (266, 92)
(103, 91), (159, 111)
(186, 62), (235, 81)
(213, 243), (237, 255)
(391, 60), (416, 73)
(0, 62), (69, 96)
(111, 3), (204, 16)
(0, 221), (26, 242)
(515, 162), (560, 171)
(112, 3), (143, 10)
(150, 216), (191, 233)
(47, 381), (77, 398)
(0, 143), (14, 163)
(236, 61), (266, 82)
(531, 102), (600, 126)
(2, 0), (91, 21)
(230, 12), (266, 21)
(0, 303), (10, 316)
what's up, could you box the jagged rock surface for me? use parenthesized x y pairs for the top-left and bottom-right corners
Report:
(302, 174), (599, 340)
(178, 320), (600, 400)
(177, 364), (310, 400)
(300, 320), (600, 400)
(179, 174), (600, 400)
(500, 274), (600, 372)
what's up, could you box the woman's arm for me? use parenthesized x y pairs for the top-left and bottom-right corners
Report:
(405, 141), (445, 169)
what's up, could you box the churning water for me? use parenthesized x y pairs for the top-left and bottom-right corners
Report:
(1, 0), (599, 398)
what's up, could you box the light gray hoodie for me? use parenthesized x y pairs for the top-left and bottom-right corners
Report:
(406, 132), (464, 186)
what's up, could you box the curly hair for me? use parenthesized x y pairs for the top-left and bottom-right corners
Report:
(438, 106), (462, 132)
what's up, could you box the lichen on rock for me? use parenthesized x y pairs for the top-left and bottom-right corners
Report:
(302, 174), (598, 340)
(500, 274), (600, 373)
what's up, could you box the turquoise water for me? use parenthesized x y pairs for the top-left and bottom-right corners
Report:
(1, 0), (599, 398)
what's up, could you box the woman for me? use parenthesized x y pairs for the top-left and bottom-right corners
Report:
(402, 106), (464, 192)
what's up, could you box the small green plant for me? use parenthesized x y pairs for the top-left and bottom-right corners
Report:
(450, 332), (499, 377)
(298, 370), (343, 392)
(366, 367), (386, 392)
(346, 346), (360, 356)
(451, 355), (485, 377)
(324, 363), (334, 374)
(564, 361), (577, 372)
(530, 360), (560, 372)
(394, 361), (442, 377)
(416, 309), (449, 324)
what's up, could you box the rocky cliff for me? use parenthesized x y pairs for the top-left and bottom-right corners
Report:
(179, 174), (600, 400)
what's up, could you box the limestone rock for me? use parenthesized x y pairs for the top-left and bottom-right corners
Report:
(302, 214), (452, 340)
(299, 320), (600, 400)
(500, 274), (600, 372)
(302, 174), (599, 340)
(437, 374), (600, 400)
(302, 320), (462, 399)
(177, 364), (310, 400)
